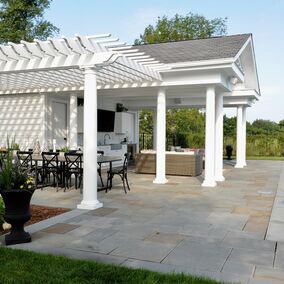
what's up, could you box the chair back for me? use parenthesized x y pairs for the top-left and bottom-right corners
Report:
(17, 151), (33, 169)
(123, 153), (129, 169)
(42, 152), (59, 171)
(65, 153), (83, 172)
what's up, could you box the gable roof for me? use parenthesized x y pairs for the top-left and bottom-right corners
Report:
(134, 34), (251, 64)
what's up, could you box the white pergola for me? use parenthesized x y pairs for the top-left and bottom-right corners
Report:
(0, 34), (260, 209)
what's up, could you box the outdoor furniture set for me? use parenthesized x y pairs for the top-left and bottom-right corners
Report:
(12, 150), (131, 193)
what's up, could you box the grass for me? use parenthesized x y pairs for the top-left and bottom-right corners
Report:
(246, 156), (284, 161)
(0, 247), (223, 284)
(228, 155), (284, 161)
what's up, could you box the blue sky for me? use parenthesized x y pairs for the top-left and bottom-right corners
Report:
(45, 0), (284, 122)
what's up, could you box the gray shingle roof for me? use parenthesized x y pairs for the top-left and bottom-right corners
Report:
(133, 34), (251, 64)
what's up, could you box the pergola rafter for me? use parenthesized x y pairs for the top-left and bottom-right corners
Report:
(0, 34), (170, 94)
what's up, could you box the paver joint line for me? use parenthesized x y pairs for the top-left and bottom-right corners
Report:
(220, 248), (233, 273)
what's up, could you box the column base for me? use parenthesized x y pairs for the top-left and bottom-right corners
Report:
(215, 175), (225, 182)
(235, 163), (245, 168)
(77, 200), (103, 210)
(202, 179), (217, 187)
(153, 177), (168, 184)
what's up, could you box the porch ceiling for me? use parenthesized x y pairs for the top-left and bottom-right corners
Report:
(0, 34), (169, 95)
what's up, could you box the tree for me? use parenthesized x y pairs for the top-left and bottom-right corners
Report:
(134, 13), (227, 45)
(136, 12), (227, 148)
(252, 119), (280, 134)
(0, 0), (59, 43)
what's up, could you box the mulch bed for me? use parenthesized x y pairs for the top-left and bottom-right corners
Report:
(0, 205), (70, 235)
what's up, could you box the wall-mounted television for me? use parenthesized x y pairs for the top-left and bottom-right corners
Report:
(97, 109), (115, 132)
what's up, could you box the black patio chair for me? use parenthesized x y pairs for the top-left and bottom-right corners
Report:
(41, 152), (61, 190)
(97, 150), (104, 187)
(17, 151), (34, 171)
(64, 152), (83, 191)
(106, 153), (130, 194)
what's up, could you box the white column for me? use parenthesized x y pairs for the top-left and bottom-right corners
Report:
(134, 111), (140, 153)
(215, 93), (225, 181)
(153, 109), (157, 150)
(69, 94), (78, 149)
(235, 106), (246, 168)
(243, 107), (247, 167)
(153, 88), (168, 184)
(77, 68), (103, 210)
(202, 86), (217, 187)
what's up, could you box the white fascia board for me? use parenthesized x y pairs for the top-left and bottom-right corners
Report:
(233, 36), (251, 62)
(161, 71), (230, 91)
(224, 89), (259, 100)
(160, 63), (232, 73)
(166, 58), (234, 69)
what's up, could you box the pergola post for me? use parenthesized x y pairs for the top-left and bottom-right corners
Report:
(202, 86), (217, 187)
(153, 88), (168, 184)
(215, 93), (225, 181)
(77, 68), (103, 210)
(235, 106), (247, 168)
(69, 94), (78, 150)
(134, 111), (140, 153)
(153, 109), (157, 150)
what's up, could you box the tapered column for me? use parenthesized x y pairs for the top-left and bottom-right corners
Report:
(215, 93), (225, 181)
(153, 88), (168, 184)
(202, 86), (217, 187)
(235, 106), (246, 168)
(69, 94), (78, 150)
(153, 109), (157, 150)
(77, 68), (103, 210)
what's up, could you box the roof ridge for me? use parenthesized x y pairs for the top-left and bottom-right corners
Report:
(132, 33), (252, 47)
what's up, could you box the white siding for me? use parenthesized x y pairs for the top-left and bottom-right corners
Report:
(0, 94), (45, 150)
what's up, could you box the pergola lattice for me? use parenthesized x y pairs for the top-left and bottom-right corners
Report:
(0, 34), (169, 94)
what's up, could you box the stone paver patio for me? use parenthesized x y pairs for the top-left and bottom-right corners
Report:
(2, 160), (284, 284)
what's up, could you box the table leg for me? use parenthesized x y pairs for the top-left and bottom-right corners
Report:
(35, 160), (38, 189)
(109, 161), (113, 189)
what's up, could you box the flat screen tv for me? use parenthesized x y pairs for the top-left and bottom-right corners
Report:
(97, 109), (115, 132)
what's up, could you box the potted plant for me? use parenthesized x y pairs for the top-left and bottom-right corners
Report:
(59, 146), (69, 157)
(0, 148), (35, 245)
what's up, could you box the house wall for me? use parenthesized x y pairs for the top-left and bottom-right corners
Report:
(43, 93), (137, 149)
(0, 94), (45, 150)
(78, 96), (136, 147)
(0, 92), (138, 151)
(45, 93), (70, 149)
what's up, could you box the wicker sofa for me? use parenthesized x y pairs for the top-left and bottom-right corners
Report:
(135, 151), (203, 176)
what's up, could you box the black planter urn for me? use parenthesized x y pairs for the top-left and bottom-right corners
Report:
(1, 189), (35, 245)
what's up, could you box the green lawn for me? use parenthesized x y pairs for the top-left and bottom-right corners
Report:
(0, 247), (223, 284)
(228, 156), (284, 161)
(246, 156), (284, 161)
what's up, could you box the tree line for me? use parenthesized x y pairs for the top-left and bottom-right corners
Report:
(140, 109), (284, 157)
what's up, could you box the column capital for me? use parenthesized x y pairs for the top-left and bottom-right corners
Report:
(157, 87), (167, 93)
(81, 65), (101, 75)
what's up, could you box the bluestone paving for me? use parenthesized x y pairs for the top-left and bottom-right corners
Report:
(228, 247), (275, 266)
(4, 160), (284, 284)
(162, 239), (232, 272)
(221, 260), (255, 276)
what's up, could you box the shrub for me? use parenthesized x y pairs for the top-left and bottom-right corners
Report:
(0, 197), (5, 225)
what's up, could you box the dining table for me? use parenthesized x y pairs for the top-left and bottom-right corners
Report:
(31, 153), (122, 191)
